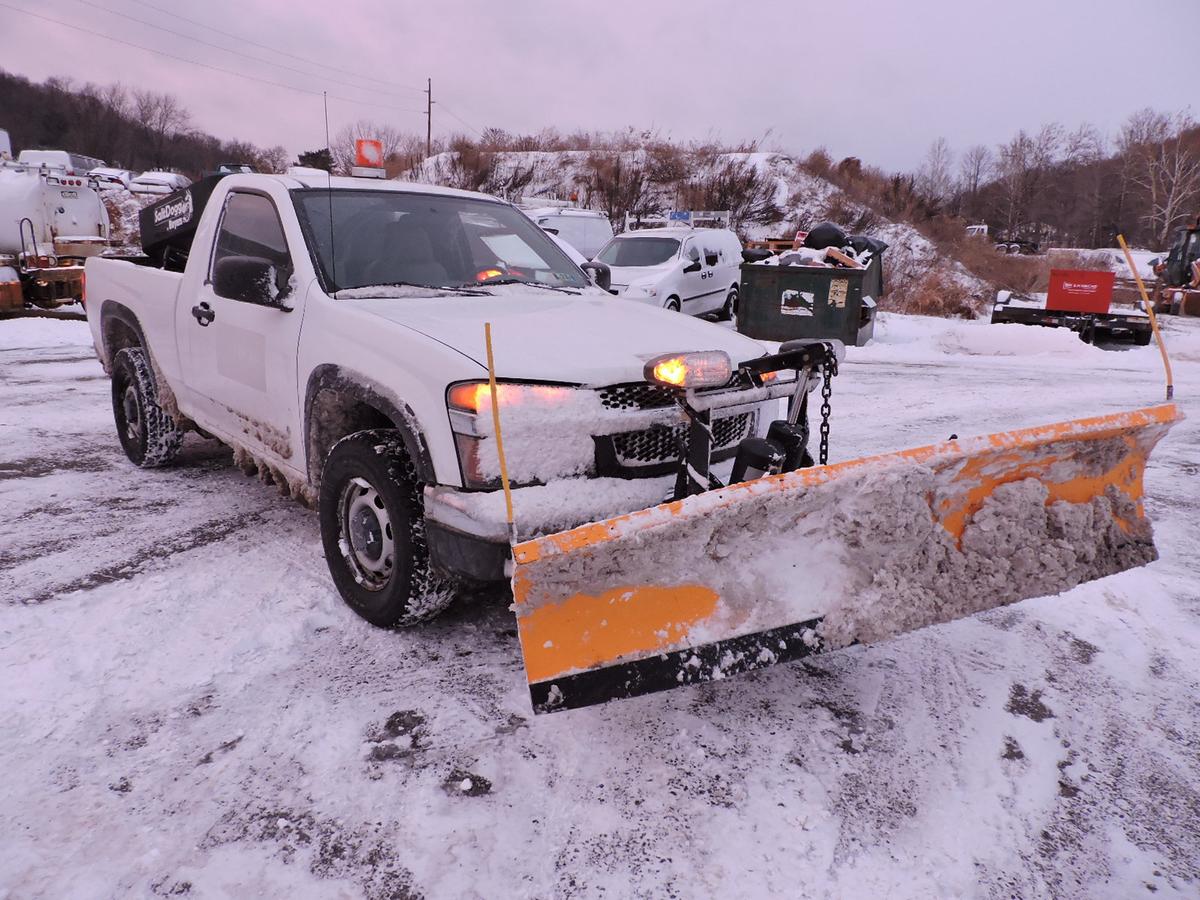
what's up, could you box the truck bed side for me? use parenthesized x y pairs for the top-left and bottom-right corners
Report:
(85, 256), (184, 377)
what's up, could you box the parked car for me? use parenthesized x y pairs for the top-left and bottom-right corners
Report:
(0, 128), (11, 161)
(88, 166), (135, 190)
(595, 226), (743, 319)
(523, 207), (614, 260)
(84, 172), (785, 628)
(16, 149), (105, 175)
(129, 171), (192, 195)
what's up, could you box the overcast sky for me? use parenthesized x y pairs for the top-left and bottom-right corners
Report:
(1, 0), (1196, 171)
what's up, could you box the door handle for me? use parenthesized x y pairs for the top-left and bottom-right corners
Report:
(191, 302), (215, 326)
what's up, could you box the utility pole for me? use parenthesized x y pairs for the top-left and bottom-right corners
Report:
(424, 78), (434, 158)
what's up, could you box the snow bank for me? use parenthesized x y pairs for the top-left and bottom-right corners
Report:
(863, 311), (1107, 359)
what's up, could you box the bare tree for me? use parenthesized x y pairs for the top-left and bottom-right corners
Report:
(957, 144), (993, 220)
(256, 145), (290, 174)
(994, 123), (1062, 236)
(132, 90), (191, 167)
(915, 137), (955, 205)
(1118, 108), (1200, 245)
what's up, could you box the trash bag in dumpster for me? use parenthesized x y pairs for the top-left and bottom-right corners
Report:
(804, 222), (849, 250)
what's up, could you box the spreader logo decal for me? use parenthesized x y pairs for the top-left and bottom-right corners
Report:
(152, 191), (193, 231)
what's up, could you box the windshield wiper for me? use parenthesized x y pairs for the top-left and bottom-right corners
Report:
(338, 281), (493, 297)
(478, 277), (581, 295)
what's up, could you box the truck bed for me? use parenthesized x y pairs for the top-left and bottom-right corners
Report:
(85, 256), (184, 370)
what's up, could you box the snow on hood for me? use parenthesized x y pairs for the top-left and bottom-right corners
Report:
(340, 290), (765, 384)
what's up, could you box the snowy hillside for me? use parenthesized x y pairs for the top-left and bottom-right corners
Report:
(403, 148), (992, 308)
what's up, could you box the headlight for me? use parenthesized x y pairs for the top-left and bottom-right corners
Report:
(643, 351), (733, 389)
(626, 283), (657, 297)
(446, 381), (575, 488)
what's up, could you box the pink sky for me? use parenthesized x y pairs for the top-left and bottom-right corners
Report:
(1, 0), (1196, 170)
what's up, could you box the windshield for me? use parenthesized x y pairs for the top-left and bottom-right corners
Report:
(293, 189), (589, 293)
(597, 236), (680, 268)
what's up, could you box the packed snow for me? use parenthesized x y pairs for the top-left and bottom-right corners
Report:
(2, 311), (1199, 898)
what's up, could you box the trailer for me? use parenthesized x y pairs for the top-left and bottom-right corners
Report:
(990, 268), (1152, 346)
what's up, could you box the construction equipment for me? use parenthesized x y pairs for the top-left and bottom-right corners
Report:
(1150, 216), (1200, 316)
(507, 341), (1179, 713)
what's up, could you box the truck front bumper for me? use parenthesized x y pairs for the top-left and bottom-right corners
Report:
(422, 472), (693, 583)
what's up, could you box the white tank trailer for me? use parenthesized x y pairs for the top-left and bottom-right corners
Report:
(0, 162), (110, 312)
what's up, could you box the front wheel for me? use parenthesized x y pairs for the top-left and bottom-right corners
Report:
(111, 346), (183, 468)
(665, 296), (681, 313)
(318, 429), (453, 628)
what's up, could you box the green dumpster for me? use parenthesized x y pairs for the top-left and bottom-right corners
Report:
(736, 260), (878, 346)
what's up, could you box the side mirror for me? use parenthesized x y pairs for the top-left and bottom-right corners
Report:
(213, 255), (292, 308)
(682, 260), (701, 274)
(581, 260), (611, 291)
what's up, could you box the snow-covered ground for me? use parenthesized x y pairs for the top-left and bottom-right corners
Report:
(2, 313), (1198, 898)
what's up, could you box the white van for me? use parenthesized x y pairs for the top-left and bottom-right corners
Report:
(595, 227), (743, 319)
(525, 207), (613, 259)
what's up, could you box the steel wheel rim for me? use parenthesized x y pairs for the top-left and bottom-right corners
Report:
(122, 384), (142, 445)
(338, 476), (395, 591)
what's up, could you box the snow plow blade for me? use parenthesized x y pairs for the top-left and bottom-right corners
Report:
(512, 404), (1179, 714)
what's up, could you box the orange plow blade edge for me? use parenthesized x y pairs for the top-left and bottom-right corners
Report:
(512, 404), (1180, 713)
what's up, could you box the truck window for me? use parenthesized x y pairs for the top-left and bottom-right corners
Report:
(703, 242), (719, 267)
(293, 190), (587, 293)
(211, 192), (292, 300)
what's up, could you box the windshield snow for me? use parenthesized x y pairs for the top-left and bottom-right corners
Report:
(597, 236), (680, 268)
(293, 189), (588, 294)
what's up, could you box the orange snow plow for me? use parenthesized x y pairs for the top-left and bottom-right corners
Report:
(510, 375), (1180, 713)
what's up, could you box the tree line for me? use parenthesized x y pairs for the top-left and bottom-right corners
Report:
(905, 112), (1200, 248)
(0, 68), (287, 175)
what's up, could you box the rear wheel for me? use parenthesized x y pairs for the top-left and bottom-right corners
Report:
(318, 429), (453, 628)
(111, 346), (183, 468)
(717, 287), (738, 321)
(665, 296), (681, 313)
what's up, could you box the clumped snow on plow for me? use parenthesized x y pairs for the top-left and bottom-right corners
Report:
(512, 404), (1179, 713)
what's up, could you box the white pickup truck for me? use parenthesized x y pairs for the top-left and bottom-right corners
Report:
(85, 172), (795, 627)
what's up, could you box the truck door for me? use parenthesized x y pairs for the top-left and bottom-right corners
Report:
(177, 190), (306, 472)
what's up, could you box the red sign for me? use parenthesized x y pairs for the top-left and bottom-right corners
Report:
(355, 139), (384, 168)
(1046, 269), (1114, 314)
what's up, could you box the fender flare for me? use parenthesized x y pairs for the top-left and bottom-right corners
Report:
(98, 299), (149, 366)
(304, 364), (435, 485)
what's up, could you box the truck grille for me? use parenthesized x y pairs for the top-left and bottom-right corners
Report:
(598, 383), (676, 410)
(612, 412), (755, 465)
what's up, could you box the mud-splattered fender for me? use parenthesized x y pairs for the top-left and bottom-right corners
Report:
(303, 364), (435, 488)
(97, 299), (147, 374)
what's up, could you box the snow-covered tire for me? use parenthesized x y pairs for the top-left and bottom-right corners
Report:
(665, 296), (681, 313)
(717, 287), (738, 321)
(318, 429), (453, 628)
(111, 346), (183, 468)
